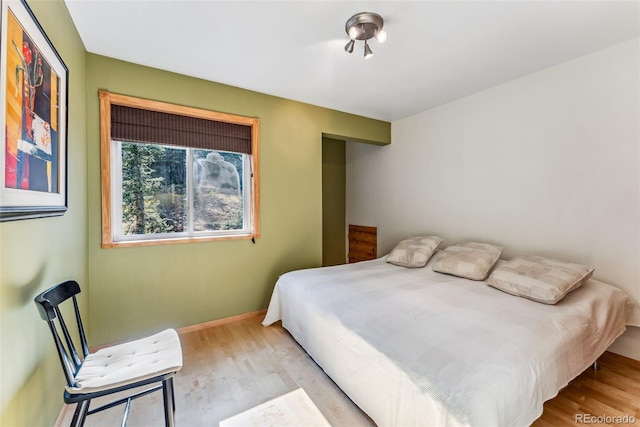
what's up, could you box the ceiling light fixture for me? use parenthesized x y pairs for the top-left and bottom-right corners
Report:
(344, 12), (387, 59)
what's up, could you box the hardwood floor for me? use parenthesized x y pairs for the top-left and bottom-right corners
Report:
(57, 315), (640, 426)
(533, 351), (640, 426)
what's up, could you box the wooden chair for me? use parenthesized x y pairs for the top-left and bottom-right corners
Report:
(34, 280), (183, 427)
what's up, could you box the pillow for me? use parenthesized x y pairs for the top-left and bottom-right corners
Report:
(432, 242), (502, 280)
(386, 236), (443, 268)
(487, 255), (594, 304)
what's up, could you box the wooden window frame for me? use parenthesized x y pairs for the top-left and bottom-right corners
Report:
(99, 90), (260, 248)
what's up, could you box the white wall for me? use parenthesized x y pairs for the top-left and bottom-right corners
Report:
(346, 38), (640, 360)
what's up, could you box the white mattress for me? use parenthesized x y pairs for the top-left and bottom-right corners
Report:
(263, 257), (640, 427)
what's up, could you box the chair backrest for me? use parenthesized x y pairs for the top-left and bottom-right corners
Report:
(34, 280), (89, 388)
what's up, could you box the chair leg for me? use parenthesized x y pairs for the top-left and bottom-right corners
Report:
(71, 400), (90, 427)
(121, 397), (132, 427)
(170, 377), (176, 414)
(162, 379), (175, 427)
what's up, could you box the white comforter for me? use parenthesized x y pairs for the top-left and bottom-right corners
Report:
(263, 257), (640, 427)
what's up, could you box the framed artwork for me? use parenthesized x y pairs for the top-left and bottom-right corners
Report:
(0, 0), (68, 221)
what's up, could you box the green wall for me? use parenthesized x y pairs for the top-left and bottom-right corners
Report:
(0, 1), (88, 426)
(86, 54), (390, 344)
(322, 138), (346, 266)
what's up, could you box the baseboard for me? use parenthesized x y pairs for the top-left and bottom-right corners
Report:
(54, 403), (74, 427)
(607, 326), (640, 362)
(177, 309), (267, 334)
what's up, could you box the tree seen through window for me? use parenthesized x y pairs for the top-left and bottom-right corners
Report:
(121, 142), (244, 236)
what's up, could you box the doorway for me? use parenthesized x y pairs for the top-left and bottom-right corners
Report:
(321, 137), (346, 266)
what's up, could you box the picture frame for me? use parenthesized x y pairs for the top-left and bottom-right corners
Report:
(0, 0), (68, 221)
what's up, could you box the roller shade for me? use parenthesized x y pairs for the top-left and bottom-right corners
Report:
(111, 104), (252, 154)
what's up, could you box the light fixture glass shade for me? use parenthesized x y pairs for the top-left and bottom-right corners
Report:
(376, 29), (387, 43)
(344, 40), (355, 53)
(364, 41), (373, 59)
(348, 26), (359, 40)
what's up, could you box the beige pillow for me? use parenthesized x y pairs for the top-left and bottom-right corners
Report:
(432, 242), (503, 280)
(487, 255), (594, 304)
(387, 236), (443, 268)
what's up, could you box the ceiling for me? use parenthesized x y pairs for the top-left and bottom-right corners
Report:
(64, 1), (639, 122)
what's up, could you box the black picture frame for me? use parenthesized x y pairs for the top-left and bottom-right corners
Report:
(0, 0), (69, 221)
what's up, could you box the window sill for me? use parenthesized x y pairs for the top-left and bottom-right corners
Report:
(101, 233), (258, 249)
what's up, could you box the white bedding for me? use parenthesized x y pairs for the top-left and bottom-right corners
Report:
(263, 257), (640, 427)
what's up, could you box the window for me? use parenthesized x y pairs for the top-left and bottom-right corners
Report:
(99, 91), (259, 247)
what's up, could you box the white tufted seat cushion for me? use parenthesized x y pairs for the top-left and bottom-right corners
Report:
(67, 329), (183, 394)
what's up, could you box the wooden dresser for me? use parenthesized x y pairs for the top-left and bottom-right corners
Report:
(348, 225), (377, 263)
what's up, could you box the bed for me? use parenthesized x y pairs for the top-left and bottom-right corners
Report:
(262, 255), (640, 426)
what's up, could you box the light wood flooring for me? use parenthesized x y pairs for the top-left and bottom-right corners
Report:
(534, 351), (640, 426)
(57, 315), (640, 426)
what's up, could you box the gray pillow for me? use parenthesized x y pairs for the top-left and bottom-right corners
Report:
(387, 236), (443, 268)
(487, 255), (594, 304)
(432, 242), (503, 280)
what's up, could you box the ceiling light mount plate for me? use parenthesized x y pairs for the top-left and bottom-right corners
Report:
(345, 12), (384, 41)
